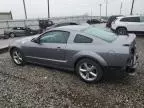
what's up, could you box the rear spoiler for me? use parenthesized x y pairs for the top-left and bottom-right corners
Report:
(127, 34), (136, 43)
(123, 34), (136, 46)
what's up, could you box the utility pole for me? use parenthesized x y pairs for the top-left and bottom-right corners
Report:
(23, 0), (27, 19)
(47, 0), (50, 18)
(99, 4), (102, 20)
(91, 8), (92, 20)
(105, 0), (108, 17)
(120, 0), (123, 15)
(130, 0), (135, 15)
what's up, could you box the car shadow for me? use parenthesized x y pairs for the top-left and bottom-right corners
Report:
(136, 34), (144, 38)
(99, 70), (131, 84)
(27, 63), (132, 85)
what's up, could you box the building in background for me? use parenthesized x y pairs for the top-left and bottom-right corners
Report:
(0, 11), (13, 20)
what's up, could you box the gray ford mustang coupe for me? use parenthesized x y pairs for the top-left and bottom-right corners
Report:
(9, 25), (138, 83)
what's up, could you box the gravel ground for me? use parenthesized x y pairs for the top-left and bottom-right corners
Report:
(0, 37), (144, 108)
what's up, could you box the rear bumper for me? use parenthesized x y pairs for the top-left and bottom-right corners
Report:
(104, 53), (138, 73)
(126, 53), (138, 73)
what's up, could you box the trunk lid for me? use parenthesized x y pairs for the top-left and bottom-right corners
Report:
(113, 33), (136, 46)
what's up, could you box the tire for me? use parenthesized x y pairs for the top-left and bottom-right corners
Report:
(116, 27), (127, 35)
(9, 33), (15, 38)
(76, 58), (103, 83)
(11, 48), (25, 66)
(3, 35), (9, 39)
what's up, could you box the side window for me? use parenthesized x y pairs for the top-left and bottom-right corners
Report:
(120, 17), (140, 22)
(120, 18), (130, 22)
(70, 23), (78, 25)
(13, 27), (17, 30)
(17, 27), (21, 30)
(140, 16), (144, 22)
(131, 17), (140, 22)
(56, 23), (68, 27)
(40, 31), (70, 43)
(74, 34), (93, 43)
(21, 27), (25, 30)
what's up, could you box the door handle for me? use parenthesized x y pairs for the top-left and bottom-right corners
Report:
(57, 47), (61, 49)
(56, 47), (61, 51)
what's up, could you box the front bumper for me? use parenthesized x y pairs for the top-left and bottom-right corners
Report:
(110, 28), (117, 34)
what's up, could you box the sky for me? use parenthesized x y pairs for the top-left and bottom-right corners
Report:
(0, 0), (144, 19)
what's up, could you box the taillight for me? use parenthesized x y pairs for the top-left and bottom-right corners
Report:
(123, 44), (130, 47)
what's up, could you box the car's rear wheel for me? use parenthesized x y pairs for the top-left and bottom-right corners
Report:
(11, 48), (25, 65)
(116, 27), (127, 35)
(76, 58), (103, 83)
(9, 33), (15, 38)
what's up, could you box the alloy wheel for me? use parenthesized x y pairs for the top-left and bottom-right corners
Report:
(10, 33), (15, 38)
(79, 62), (98, 81)
(12, 50), (23, 65)
(117, 28), (127, 35)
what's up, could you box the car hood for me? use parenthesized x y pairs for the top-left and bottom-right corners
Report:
(113, 33), (136, 45)
(12, 35), (39, 45)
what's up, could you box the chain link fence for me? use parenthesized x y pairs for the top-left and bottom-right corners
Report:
(0, 16), (99, 35)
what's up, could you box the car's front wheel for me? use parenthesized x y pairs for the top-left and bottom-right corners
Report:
(11, 48), (25, 65)
(9, 33), (16, 38)
(116, 27), (127, 35)
(76, 58), (103, 83)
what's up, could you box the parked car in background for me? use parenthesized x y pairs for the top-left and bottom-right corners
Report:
(46, 22), (79, 30)
(4, 27), (39, 39)
(100, 18), (108, 23)
(87, 19), (101, 24)
(111, 16), (144, 35)
(9, 25), (138, 83)
(106, 15), (122, 28)
(39, 20), (54, 33)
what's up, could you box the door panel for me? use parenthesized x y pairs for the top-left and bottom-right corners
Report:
(23, 30), (70, 65)
(126, 22), (140, 32)
(120, 17), (141, 32)
(23, 42), (67, 65)
(138, 22), (144, 32)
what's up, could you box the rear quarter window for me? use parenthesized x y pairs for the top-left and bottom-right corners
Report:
(84, 27), (117, 43)
(74, 34), (93, 43)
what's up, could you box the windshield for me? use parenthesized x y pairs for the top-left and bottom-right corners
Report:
(84, 27), (117, 43)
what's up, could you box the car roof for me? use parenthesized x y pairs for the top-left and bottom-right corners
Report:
(109, 15), (122, 17)
(54, 22), (78, 25)
(52, 25), (89, 32)
(117, 15), (141, 19)
(13, 27), (25, 28)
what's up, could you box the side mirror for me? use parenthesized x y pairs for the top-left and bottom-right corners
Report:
(32, 37), (40, 44)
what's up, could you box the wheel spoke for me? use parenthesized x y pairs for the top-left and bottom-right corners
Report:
(84, 63), (89, 70)
(89, 72), (97, 77)
(15, 51), (18, 56)
(89, 66), (95, 71)
(13, 50), (23, 64)
(19, 57), (23, 61)
(80, 68), (87, 73)
(13, 55), (18, 59)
